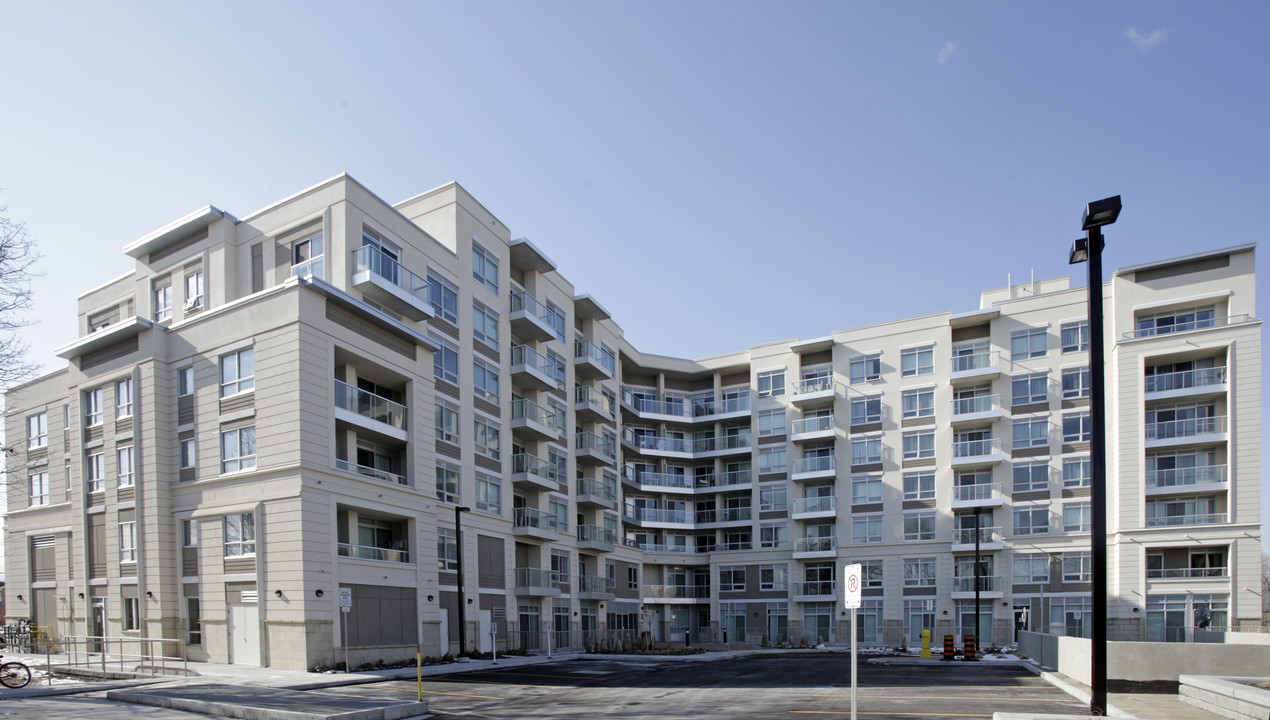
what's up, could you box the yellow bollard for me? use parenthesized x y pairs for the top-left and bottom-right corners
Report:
(417, 653), (422, 701)
(920, 629), (932, 659)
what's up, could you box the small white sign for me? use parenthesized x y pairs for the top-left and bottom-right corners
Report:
(545, 622), (552, 632)
(843, 563), (862, 609)
(1074, 611), (1083, 620)
(338, 587), (352, 608)
(341, 605), (350, 613)
(491, 623), (498, 634)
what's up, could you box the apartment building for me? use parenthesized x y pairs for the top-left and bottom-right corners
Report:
(4, 174), (1261, 669)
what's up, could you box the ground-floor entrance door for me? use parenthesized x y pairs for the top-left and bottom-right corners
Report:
(228, 603), (260, 666)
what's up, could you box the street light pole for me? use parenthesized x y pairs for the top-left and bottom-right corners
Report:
(455, 506), (471, 657)
(973, 505), (982, 660)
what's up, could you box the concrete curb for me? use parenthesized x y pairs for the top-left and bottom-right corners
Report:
(0, 677), (166, 699)
(1037, 670), (1135, 718)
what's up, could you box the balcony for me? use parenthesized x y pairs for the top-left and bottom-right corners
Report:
(951, 527), (1003, 551)
(792, 455), (836, 482)
(510, 345), (564, 391)
(623, 507), (692, 528)
(576, 477), (617, 509)
(1122, 314), (1255, 342)
(622, 430), (691, 458)
(1145, 416), (1227, 448)
(950, 352), (1001, 382)
(509, 289), (559, 342)
(576, 524), (617, 552)
(511, 397), (563, 442)
(790, 376), (835, 405)
(576, 431), (617, 466)
(574, 385), (615, 423)
(1144, 513), (1228, 528)
(1145, 367), (1228, 401)
(792, 416), (835, 443)
(692, 433), (752, 457)
(951, 575), (1003, 598)
(950, 395), (1003, 424)
(574, 338), (616, 380)
(337, 542), (410, 564)
(697, 469), (753, 492)
(692, 395), (751, 421)
(350, 245), (433, 321)
(624, 469), (695, 494)
(1146, 566), (1228, 579)
(622, 391), (691, 421)
(511, 453), (557, 492)
(333, 380), (408, 441)
(335, 459), (407, 486)
(513, 507), (563, 542)
(1146, 465), (1227, 495)
(514, 567), (561, 597)
(951, 438), (1003, 467)
(792, 536), (837, 558)
(716, 540), (754, 552)
(635, 543), (700, 556)
(577, 575), (617, 600)
(696, 507), (752, 526)
(792, 496), (836, 520)
(642, 585), (711, 602)
(951, 482), (1003, 509)
(791, 581), (836, 600)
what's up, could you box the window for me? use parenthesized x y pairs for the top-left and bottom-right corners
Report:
(758, 447), (787, 475)
(719, 566), (745, 592)
(1013, 505), (1049, 536)
(903, 471), (935, 500)
(760, 523), (787, 549)
(430, 334), (459, 384)
(28, 471), (49, 507)
(545, 349), (567, 386)
(1012, 418), (1049, 449)
(759, 564), (788, 591)
(851, 436), (882, 465)
(901, 387), (934, 419)
(223, 512), (256, 557)
(851, 395), (882, 424)
(544, 299), (566, 342)
(1061, 367), (1091, 399)
(758, 409), (786, 437)
(1061, 321), (1089, 353)
(902, 429), (935, 460)
(628, 565), (639, 591)
(549, 498), (569, 530)
(903, 557), (936, 587)
(86, 452), (105, 493)
(475, 473), (502, 514)
(1011, 373), (1047, 405)
(757, 369), (785, 398)
(473, 359), (500, 404)
(759, 483), (787, 512)
(1062, 457), (1091, 488)
(903, 512), (936, 541)
(291, 233), (324, 277)
(852, 515), (882, 544)
(472, 302), (499, 349)
(220, 426), (257, 473)
(114, 378), (133, 418)
(85, 387), (104, 426)
(187, 598), (202, 645)
(177, 367), (194, 397)
(1063, 502), (1091, 533)
(473, 417), (500, 460)
(849, 354), (881, 384)
(472, 243), (499, 292)
(120, 521), (137, 562)
(117, 446), (135, 487)
(1013, 554), (1050, 584)
(220, 348), (255, 397)
(182, 519), (198, 547)
(184, 269), (204, 311)
(860, 560), (884, 588)
(1062, 551), (1091, 582)
(123, 596), (140, 631)
(436, 460), (460, 504)
(1136, 305), (1215, 337)
(851, 475), (882, 504)
(901, 346), (934, 377)
(154, 281), (173, 322)
(437, 527), (458, 571)
(435, 400), (459, 443)
(1010, 328), (1047, 360)
(427, 270), (458, 324)
(26, 412), (47, 449)
(1062, 411), (1091, 443)
(179, 437), (197, 470)
(1012, 462), (1048, 492)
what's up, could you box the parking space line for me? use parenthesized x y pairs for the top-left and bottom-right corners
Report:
(813, 693), (1076, 703)
(791, 711), (992, 717)
(471, 671), (581, 680)
(384, 687), (503, 700)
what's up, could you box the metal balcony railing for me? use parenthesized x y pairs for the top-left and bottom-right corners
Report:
(578, 575), (616, 594)
(1124, 314), (1254, 341)
(643, 584), (710, 599)
(576, 477), (617, 501)
(337, 542), (410, 563)
(792, 456), (835, 474)
(791, 376), (834, 395)
(793, 537), (837, 553)
(1146, 465), (1227, 488)
(351, 245), (429, 305)
(792, 416), (834, 434)
(951, 352), (998, 373)
(952, 395), (1000, 415)
(793, 496), (836, 514)
(952, 483), (1001, 502)
(624, 507), (690, 524)
(1144, 513), (1227, 528)
(514, 567), (561, 589)
(953, 438), (1002, 457)
(574, 338), (616, 374)
(335, 459), (407, 485)
(952, 527), (1002, 544)
(577, 524), (617, 544)
(952, 575), (1002, 592)
(334, 379), (407, 429)
(1145, 367), (1228, 393)
(791, 580), (836, 596)
(625, 469), (694, 490)
(1145, 416), (1227, 440)
(514, 507), (564, 533)
(1146, 567), (1228, 579)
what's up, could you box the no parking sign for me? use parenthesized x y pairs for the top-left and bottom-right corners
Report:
(843, 563), (862, 609)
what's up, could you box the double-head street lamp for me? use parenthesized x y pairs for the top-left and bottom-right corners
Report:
(1069, 195), (1121, 716)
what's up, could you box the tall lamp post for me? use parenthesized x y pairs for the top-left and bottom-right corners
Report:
(973, 505), (982, 661)
(455, 505), (472, 657)
(1069, 195), (1121, 716)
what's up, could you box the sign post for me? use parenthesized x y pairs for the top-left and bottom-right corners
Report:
(844, 563), (862, 720)
(339, 587), (352, 673)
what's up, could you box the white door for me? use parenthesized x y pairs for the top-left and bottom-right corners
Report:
(229, 603), (261, 666)
(479, 610), (493, 652)
(439, 613), (449, 656)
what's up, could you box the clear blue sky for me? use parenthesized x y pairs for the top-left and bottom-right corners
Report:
(1, 1), (1266, 549)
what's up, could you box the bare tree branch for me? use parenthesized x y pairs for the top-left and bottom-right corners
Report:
(0, 199), (42, 390)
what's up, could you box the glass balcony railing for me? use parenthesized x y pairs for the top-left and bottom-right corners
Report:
(791, 581), (836, 596)
(952, 527), (1002, 544)
(1146, 464), (1227, 488)
(793, 496), (836, 514)
(951, 352), (998, 373)
(576, 477), (617, 501)
(334, 379), (407, 429)
(717, 540), (753, 551)
(636, 543), (695, 554)
(574, 338), (616, 374)
(791, 376), (834, 395)
(578, 576), (616, 594)
(693, 395), (751, 417)
(514, 507), (564, 533)
(335, 459), (407, 486)
(794, 537), (837, 553)
(574, 385), (614, 415)
(953, 438), (1001, 457)
(351, 245), (429, 305)
(1145, 367), (1228, 393)
(512, 397), (564, 433)
(952, 575), (1002, 593)
(952, 395), (1000, 415)
(510, 345), (566, 386)
(576, 431), (617, 458)
(510, 289), (562, 329)
(577, 524), (617, 545)
(514, 567), (561, 589)
(952, 483), (1001, 502)
(623, 431), (691, 453)
(792, 416), (835, 434)
(1145, 416), (1227, 440)
(792, 456), (835, 474)
(624, 507), (690, 524)
(337, 542), (410, 563)
(713, 469), (753, 487)
(643, 585), (710, 599)
(624, 469), (694, 490)
(1145, 513), (1227, 528)
(512, 453), (550, 477)
(1146, 566), (1228, 579)
(693, 434), (752, 453)
(1125, 314), (1253, 341)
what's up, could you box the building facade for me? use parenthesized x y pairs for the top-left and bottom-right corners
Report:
(4, 175), (1261, 669)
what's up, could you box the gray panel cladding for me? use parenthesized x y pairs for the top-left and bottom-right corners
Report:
(148, 232), (207, 264)
(952, 324), (991, 343)
(81, 336), (139, 371)
(1133, 254), (1229, 283)
(224, 556), (257, 574)
(477, 535), (505, 588)
(325, 301), (416, 359)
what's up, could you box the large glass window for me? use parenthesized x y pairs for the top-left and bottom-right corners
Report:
(851, 436), (882, 465)
(472, 302), (499, 348)
(85, 387), (104, 426)
(1062, 551), (1091, 582)
(851, 475), (882, 504)
(1013, 505), (1049, 535)
(86, 452), (105, 493)
(1012, 553), (1050, 583)
(220, 348), (255, 397)
(28, 471), (50, 507)
(1062, 411), (1092, 443)
(903, 557), (936, 587)
(1011, 373), (1047, 405)
(1061, 367), (1091, 399)
(901, 387), (934, 418)
(473, 417), (500, 460)
(115, 378), (133, 418)
(902, 429), (935, 460)
(472, 243), (499, 292)
(758, 409), (786, 437)
(901, 346), (934, 377)
(224, 512), (256, 557)
(758, 447), (786, 475)
(903, 512), (936, 541)
(1062, 457), (1091, 487)
(1063, 502), (1091, 533)
(1012, 418), (1049, 449)
(1012, 462), (1048, 492)
(849, 354), (881, 384)
(1010, 328), (1047, 360)
(475, 473), (502, 514)
(430, 334), (459, 384)
(435, 460), (460, 504)
(852, 515), (882, 544)
(220, 426), (257, 473)
(851, 395), (882, 424)
(291, 233), (324, 278)
(1136, 305), (1215, 337)
(437, 527), (458, 571)
(1060, 321), (1089, 353)
(116, 446), (135, 487)
(903, 471), (935, 500)
(757, 369), (785, 398)
(473, 359), (500, 403)
(26, 412), (47, 449)
(119, 521), (137, 562)
(435, 400), (459, 443)
(427, 270), (459, 323)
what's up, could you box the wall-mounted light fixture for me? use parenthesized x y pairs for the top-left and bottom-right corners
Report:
(145, 591), (153, 599)
(275, 589), (283, 598)
(15, 595), (22, 602)
(78, 592), (85, 599)
(315, 589), (324, 598)
(426, 595), (434, 602)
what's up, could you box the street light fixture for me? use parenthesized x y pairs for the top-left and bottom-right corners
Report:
(1068, 194), (1120, 716)
(455, 506), (472, 657)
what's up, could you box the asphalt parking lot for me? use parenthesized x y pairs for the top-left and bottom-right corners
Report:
(327, 654), (1090, 719)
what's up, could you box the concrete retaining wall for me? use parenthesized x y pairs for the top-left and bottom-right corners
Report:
(1019, 631), (1270, 687)
(1180, 675), (1270, 720)
(1195, 630), (1270, 646)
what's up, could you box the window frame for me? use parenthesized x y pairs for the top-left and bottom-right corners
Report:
(473, 416), (501, 461)
(26, 412), (47, 449)
(902, 511), (936, 541)
(900, 345), (934, 377)
(119, 521), (137, 563)
(851, 394), (882, 424)
(757, 409), (786, 437)
(903, 471), (935, 500)
(1011, 373), (1047, 405)
(472, 301), (500, 349)
(427, 270), (459, 323)
(472, 242), (500, 293)
(219, 348), (255, 398)
(116, 445), (135, 488)
(849, 353), (882, 384)
(220, 426), (257, 474)
(475, 473), (502, 515)
(223, 512), (256, 557)
(28, 471), (50, 507)
(1060, 320), (1089, 353)
(1012, 505), (1050, 536)
(1012, 417), (1049, 449)
(1010, 327), (1047, 360)
(757, 369), (786, 398)
(1062, 411), (1092, 443)
(902, 429), (935, 460)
